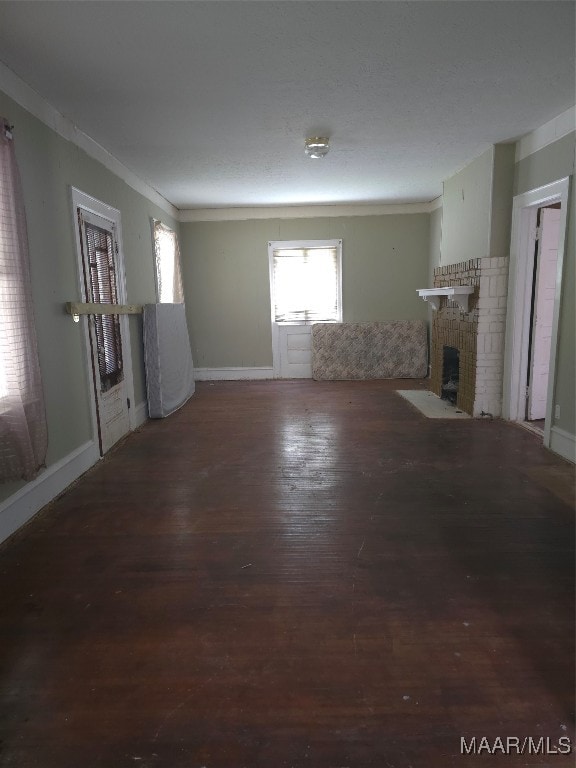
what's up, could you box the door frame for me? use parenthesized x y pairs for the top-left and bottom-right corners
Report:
(268, 239), (343, 378)
(70, 187), (136, 446)
(502, 176), (570, 447)
(526, 207), (561, 422)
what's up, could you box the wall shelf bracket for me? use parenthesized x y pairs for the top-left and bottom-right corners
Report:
(417, 286), (474, 312)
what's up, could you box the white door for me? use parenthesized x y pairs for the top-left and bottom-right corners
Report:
(273, 323), (312, 378)
(527, 207), (561, 420)
(77, 208), (130, 454)
(268, 239), (342, 379)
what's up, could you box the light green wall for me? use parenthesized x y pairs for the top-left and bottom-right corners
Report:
(440, 144), (515, 266)
(180, 214), (430, 368)
(181, 219), (276, 368)
(515, 132), (576, 438)
(490, 144), (516, 257)
(428, 206), (442, 284)
(0, 88), (177, 503)
(441, 148), (493, 265)
(515, 132), (575, 196)
(437, 133), (574, 440)
(555, 193), (576, 437)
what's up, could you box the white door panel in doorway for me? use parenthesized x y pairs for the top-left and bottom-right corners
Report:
(528, 208), (560, 421)
(268, 239), (342, 380)
(275, 324), (312, 378)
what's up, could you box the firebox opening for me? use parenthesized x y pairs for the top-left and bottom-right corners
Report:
(442, 346), (460, 405)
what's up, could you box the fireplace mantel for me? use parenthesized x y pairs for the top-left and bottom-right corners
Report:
(417, 286), (475, 312)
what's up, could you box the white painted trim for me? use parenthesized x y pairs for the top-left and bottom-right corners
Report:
(549, 426), (576, 465)
(268, 239), (342, 378)
(271, 322), (281, 379)
(502, 177), (570, 450)
(179, 201), (437, 223)
(133, 400), (148, 428)
(194, 367), (274, 381)
(515, 106), (576, 163)
(0, 441), (99, 546)
(0, 60), (178, 219)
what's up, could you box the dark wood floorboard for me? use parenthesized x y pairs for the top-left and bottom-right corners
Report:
(0, 380), (574, 768)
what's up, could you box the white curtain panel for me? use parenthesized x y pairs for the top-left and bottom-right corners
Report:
(153, 220), (184, 304)
(0, 119), (47, 481)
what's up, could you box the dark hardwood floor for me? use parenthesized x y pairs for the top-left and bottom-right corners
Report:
(0, 380), (574, 768)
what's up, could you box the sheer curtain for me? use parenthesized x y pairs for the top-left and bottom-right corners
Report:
(152, 220), (184, 303)
(0, 119), (47, 481)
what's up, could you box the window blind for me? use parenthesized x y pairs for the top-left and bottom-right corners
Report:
(272, 245), (340, 323)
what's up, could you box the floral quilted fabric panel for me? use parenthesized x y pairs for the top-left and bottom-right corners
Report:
(311, 321), (428, 380)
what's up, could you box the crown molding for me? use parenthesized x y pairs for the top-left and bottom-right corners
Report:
(179, 199), (441, 223)
(0, 60), (179, 219)
(515, 106), (576, 163)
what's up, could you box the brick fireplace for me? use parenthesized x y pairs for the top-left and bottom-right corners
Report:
(430, 256), (509, 417)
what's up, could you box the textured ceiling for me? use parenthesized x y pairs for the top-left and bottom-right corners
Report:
(0, 1), (574, 210)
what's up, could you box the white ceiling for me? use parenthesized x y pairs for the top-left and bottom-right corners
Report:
(0, 1), (574, 210)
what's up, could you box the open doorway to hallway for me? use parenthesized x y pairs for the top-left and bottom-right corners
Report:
(525, 204), (561, 434)
(503, 176), (569, 450)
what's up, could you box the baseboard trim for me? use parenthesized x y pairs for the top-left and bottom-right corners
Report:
(194, 367), (275, 381)
(549, 426), (576, 464)
(0, 440), (99, 546)
(133, 400), (148, 428)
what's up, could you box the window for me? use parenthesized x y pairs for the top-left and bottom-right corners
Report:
(269, 239), (342, 324)
(152, 219), (184, 303)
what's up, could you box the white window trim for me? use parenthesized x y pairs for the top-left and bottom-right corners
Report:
(267, 238), (343, 326)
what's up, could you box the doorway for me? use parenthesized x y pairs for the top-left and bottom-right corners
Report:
(503, 177), (569, 448)
(268, 239), (342, 379)
(525, 205), (561, 431)
(71, 188), (135, 455)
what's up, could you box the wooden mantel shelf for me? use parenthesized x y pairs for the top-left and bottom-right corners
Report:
(416, 286), (475, 312)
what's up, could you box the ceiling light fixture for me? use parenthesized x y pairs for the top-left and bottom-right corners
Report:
(305, 137), (330, 159)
